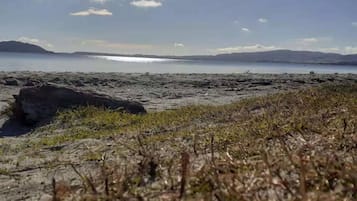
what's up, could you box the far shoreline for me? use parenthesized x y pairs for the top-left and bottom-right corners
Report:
(2, 50), (357, 67)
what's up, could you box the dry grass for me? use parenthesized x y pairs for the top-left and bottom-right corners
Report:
(35, 84), (357, 200)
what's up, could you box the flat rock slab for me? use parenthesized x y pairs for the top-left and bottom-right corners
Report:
(13, 85), (146, 125)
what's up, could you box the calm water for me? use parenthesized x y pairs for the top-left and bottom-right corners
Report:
(0, 52), (356, 74)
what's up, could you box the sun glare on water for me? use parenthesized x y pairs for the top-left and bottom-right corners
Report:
(91, 55), (173, 63)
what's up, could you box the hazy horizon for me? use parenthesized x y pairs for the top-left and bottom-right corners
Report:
(1, 0), (357, 56)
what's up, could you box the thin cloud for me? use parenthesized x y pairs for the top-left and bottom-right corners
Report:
(301, 37), (319, 43)
(18, 37), (40, 44)
(216, 44), (278, 53)
(352, 22), (357, 27)
(241, 28), (250, 32)
(314, 46), (357, 54)
(130, 0), (162, 8)
(317, 47), (340, 53)
(81, 39), (153, 50)
(70, 8), (112, 16)
(174, 43), (184, 48)
(18, 36), (53, 48)
(344, 46), (357, 54)
(258, 18), (268, 23)
(90, 0), (110, 4)
(297, 37), (332, 45)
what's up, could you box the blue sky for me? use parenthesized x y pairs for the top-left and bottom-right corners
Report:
(1, 0), (357, 55)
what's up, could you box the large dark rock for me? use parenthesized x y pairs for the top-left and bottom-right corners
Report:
(13, 85), (146, 125)
(4, 78), (19, 86)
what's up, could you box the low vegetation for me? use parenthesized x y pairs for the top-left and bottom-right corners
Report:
(4, 84), (357, 200)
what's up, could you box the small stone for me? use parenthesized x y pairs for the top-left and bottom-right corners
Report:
(24, 80), (36, 86)
(39, 194), (52, 201)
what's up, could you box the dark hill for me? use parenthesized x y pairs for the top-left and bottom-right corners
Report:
(0, 41), (53, 54)
(184, 50), (357, 65)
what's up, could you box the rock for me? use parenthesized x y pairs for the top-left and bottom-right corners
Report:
(293, 80), (306, 84)
(13, 85), (146, 125)
(50, 77), (61, 83)
(251, 80), (273, 86)
(39, 194), (53, 201)
(23, 81), (35, 86)
(4, 78), (19, 86)
(312, 78), (326, 83)
(23, 79), (41, 86)
(72, 80), (85, 87)
(0, 102), (8, 113)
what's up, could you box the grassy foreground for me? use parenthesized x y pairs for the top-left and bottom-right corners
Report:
(12, 84), (357, 200)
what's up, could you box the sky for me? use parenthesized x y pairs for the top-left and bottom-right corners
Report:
(1, 0), (357, 55)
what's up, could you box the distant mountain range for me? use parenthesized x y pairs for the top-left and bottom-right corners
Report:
(1, 41), (357, 65)
(0, 41), (53, 54)
(182, 50), (357, 65)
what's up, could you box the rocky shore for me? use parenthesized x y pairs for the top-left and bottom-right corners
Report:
(1, 71), (357, 136)
(1, 72), (356, 112)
